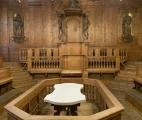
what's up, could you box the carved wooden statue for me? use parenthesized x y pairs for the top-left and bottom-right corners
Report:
(83, 14), (90, 40)
(58, 15), (63, 40)
(13, 12), (23, 36)
(13, 12), (25, 44)
(121, 12), (133, 43)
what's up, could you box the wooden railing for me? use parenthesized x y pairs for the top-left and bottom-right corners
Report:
(28, 57), (60, 70)
(5, 78), (124, 120)
(88, 47), (127, 62)
(19, 47), (127, 64)
(19, 48), (59, 63)
(87, 56), (119, 69)
(19, 48), (28, 62)
(86, 56), (120, 74)
(119, 48), (127, 62)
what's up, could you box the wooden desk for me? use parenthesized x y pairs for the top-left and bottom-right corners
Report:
(44, 83), (86, 116)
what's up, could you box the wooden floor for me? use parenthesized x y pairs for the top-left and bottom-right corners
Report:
(40, 102), (98, 116)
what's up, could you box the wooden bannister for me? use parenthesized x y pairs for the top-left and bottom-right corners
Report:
(87, 56), (117, 69)
(28, 57), (60, 69)
(86, 56), (120, 74)
(88, 47), (127, 62)
(4, 78), (124, 120)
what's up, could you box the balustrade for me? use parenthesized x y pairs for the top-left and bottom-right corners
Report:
(5, 78), (124, 120)
(19, 48), (59, 64)
(19, 48), (28, 62)
(29, 57), (60, 69)
(88, 47), (127, 62)
(87, 56), (117, 69)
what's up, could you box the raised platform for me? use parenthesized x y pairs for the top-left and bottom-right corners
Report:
(125, 89), (142, 114)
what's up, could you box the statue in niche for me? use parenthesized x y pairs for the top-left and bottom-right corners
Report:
(68, 0), (80, 8)
(121, 12), (133, 43)
(13, 12), (23, 36)
(58, 15), (63, 40)
(83, 14), (90, 40)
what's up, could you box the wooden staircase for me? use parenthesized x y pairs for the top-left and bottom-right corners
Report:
(3, 62), (37, 91)
(115, 61), (142, 81)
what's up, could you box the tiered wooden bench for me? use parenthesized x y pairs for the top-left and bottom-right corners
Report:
(125, 89), (142, 114)
(0, 67), (13, 95)
(133, 67), (142, 90)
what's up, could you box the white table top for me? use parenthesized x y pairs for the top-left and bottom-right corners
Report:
(44, 83), (86, 105)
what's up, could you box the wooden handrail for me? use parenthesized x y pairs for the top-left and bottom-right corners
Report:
(4, 78), (124, 120)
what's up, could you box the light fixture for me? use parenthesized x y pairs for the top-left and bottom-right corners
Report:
(18, 0), (21, 3)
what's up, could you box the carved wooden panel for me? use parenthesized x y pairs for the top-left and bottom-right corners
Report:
(63, 55), (85, 70)
(66, 18), (81, 42)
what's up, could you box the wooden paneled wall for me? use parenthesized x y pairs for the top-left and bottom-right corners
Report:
(0, 0), (142, 61)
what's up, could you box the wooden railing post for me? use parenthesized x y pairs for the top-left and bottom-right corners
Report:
(116, 57), (120, 70)
(27, 57), (32, 70)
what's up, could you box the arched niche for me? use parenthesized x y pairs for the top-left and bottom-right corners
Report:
(66, 18), (81, 43)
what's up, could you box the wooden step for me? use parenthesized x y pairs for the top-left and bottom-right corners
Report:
(12, 80), (37, 86)
(12, 77), (33, 81)
(0, 89), (21, 115)
(12, 71), (30, 75)
(12, 75), (31, 79)
(17, 86), (35, 92)
(125, 89), (142, 114)
(117, 70), (136, 76)
(108, 80), (134, 92)
(12, 82), (37, 89)
(115, 76), (133, 81)
(126, 61), (142, 65)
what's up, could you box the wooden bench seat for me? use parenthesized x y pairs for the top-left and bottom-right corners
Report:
(0, 77), (13, 85)
(133, 67), (142, 90)
(133, 76), (142, 89)
(0, 67), (13, 95)
(133, 76), (142, 84)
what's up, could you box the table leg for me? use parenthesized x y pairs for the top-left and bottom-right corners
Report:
(53, 105), (61, 116)
(70, 104), (78, 116)
(52, 103), (80, 116)
(54, 109), (61, 116)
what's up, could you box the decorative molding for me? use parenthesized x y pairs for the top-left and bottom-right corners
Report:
(12, 36), (26, 44)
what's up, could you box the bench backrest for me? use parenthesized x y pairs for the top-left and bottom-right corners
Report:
(0, 67), (11, 79)
(136, 67), (142, 78)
